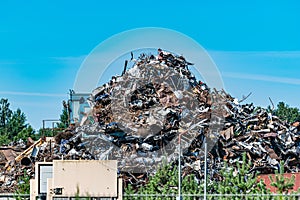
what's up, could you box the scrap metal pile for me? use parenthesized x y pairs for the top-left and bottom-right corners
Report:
(0, 138), (44, 193)
(1, 50), (300, 192)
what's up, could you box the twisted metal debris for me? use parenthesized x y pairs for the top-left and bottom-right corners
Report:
(1, 50), (300, 193)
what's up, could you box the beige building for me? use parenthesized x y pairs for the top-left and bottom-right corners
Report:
(30, 160), (122, 200)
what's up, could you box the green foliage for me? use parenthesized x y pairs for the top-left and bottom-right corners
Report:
(125, 162), (209, 200)
(16, 169), (31, 195)
(14, 125), (35, 141)
(33, 127), (65, 140)
(291, 187), (300, 197)
(124, 154), (272, 199)
(0, 98), (35, 145)
(75, 185), (80, 200)
(124, 184), (135, 197)
(58, 107), (69, 129)
(0, 98), (12, 127)
(0, 132), (9, 145)
(34, 128), (55, 139)
(273, 102), (300, 123)
(269, 161), (295, 195)
(215, 153), (270, 199)
(74, 185), (90, 200)
(7, 108), (27, 140)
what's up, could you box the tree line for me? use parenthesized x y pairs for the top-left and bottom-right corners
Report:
(0, 98), (69, 146)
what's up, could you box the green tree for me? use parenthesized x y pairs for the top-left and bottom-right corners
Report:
(7, 108), (27, 140)
(57, 100), (70, 129)
(34, 128), (55, 139)
(15, 169), (31, 198)
(273, 102), (300, 123)
(216, 153), (270, 199)
(14, 125), (35, 142)
(0, 98), (35, 145)
(124, 154), (271, 200)
(125, 163), (207, 200)
(0, 98), (12, 127)
(0, 98), (13, 145)
(269, 161), (295, 196)
(7, 108), (35, 142)
(58, 107), (69, 128)
(0, 130), (9, 145)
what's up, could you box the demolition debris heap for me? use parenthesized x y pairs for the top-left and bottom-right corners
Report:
(1, 50), (300, 192)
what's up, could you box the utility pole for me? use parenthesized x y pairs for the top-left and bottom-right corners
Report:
(177, 131), (187, 200)
(204, 141), (207, 200)
(178, 135), (181, 200)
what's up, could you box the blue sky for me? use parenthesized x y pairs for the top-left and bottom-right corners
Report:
(0, 1), (299, 129)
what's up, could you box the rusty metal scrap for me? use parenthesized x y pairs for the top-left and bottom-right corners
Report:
(1, 50), (300, 192)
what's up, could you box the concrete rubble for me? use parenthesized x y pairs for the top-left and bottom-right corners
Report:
(1, 50), (300, 192)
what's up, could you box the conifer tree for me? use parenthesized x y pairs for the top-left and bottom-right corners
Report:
(216, 153), (270, 199)
(269, 161), (295, 198)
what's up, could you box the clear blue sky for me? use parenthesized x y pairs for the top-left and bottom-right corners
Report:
(0, 1), (299, 129)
